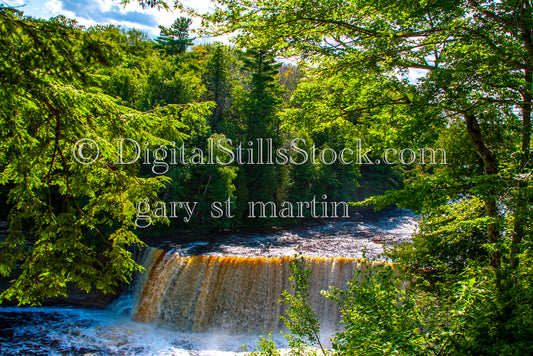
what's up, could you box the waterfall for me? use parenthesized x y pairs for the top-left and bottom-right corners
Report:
(131, 248), (367, 334)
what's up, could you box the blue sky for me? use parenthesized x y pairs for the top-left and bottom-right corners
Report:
(4, 0), (214, 38)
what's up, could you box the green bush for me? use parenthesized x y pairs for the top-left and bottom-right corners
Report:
(280, 256), (326, 355)
(272, 255), (533, 355)
(249, 332), (281, 356)
(386, 197), (489, 288)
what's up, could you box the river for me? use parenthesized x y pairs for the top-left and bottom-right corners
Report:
(0, 208), (417, 355)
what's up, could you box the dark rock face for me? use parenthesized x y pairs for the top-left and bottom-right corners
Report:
(0, 277), (121, 308)
(43, 285), (121, 309)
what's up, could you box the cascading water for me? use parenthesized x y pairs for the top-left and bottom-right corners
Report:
(131, 248), (366, 334)
(0, 209), (416, 355)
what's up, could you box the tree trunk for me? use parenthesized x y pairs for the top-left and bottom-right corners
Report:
(465, 113), (501, 268)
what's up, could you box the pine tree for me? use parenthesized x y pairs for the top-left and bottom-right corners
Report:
(0, 7), (211, 304)
(241, 48), (282, 206)
(204, 44), (232, 131)
(155, 17), (194, 56)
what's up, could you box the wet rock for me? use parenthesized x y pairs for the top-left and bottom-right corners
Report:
(43, 284), (121, 309)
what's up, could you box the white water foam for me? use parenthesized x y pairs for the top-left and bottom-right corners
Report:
(0, 298), (292, 355)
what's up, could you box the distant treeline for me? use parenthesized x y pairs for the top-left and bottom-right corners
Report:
(0, 17), (399, 232)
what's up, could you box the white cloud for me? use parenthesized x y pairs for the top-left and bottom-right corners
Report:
(5, 0), (26, 6)
(94, 0), (114, 13)
(20, 0), (231, 42)
(42, 0), (98, 27)
(43, 0), (62, 15)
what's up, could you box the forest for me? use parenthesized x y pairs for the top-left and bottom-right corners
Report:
(0, 0), (532, 355)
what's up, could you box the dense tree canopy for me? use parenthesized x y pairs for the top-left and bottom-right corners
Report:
(198, 0), (532, 269)
(0, 3), (382, 304)
(2, 1), (533, 353)
(0, 7), (212, 304)
(192, 0), (533, 353)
